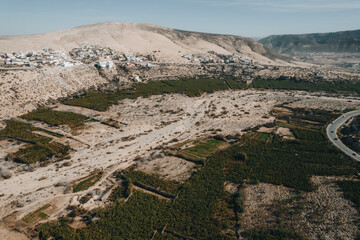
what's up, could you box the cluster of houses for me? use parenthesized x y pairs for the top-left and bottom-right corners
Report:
(96, 60), (114, 69)
(215, 53), (253, 64)
(181, 52), (253, 65)
(182, 54), (217, 63)
(0, 44), (157, 70)
(69, 45), (124, 63)
(1, 45), (258, 72)
(70, 45), (150, 63)
(0, 48), (77, 68)
(70, 45), (156, 69)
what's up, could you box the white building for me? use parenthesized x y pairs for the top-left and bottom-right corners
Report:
(97, 61), (114, 68)
(27, 62), (38, 67)
(61, 62), (74, 67)
(134, 76), (141, 82)
(106, 61), (114, 68)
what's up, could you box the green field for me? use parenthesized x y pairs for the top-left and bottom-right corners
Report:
(23, 204), (51, 223)
(0, 108), (88, 164)
(64, 78), (247, 111)
(11, 142), (69, 164)
(21, 108), (89, 129)
(253, 77), (360, 94)
(73, 171), (103, 193)
(0, 121), (69, 164)
(109, 181), (131, 202)
(63, 76), (360, 112)
(124, 168), (180, 195)
(226, 109), (355, 192)
(337, 180), (360, 209)
(0, 120), (52, 144)
(178, 138), (227, 163)
(254, 132), (271, 141)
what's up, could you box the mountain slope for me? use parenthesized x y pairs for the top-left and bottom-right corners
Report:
(260, 29), (360, 55)
(0, 22), (287, 64)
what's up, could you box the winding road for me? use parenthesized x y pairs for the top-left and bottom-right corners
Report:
(326, 110), (360, 162)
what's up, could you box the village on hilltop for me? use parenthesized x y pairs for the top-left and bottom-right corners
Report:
(0, 44), (257, 71)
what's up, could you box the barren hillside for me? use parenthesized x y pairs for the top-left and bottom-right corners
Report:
(0, 22), (287, 64)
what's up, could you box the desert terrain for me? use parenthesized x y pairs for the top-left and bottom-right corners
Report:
(1, 22), (360, 240)
(1, 89), (360, 239)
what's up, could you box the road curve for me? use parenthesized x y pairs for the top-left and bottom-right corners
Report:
(326, 110), (360, 162)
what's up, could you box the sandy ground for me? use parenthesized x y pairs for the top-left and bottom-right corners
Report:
(0, 227), (29, 240)
(1, 89), (360, 238)
(136, 155), (197, 183)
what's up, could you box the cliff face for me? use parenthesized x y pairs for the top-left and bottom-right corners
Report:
(0, 65), (108, 126)
(260, 29), (360, 55)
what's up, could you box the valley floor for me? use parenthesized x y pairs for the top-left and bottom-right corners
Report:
(1, 89), (360, 239)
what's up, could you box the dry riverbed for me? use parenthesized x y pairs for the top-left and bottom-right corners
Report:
(1, 89), (360, 238)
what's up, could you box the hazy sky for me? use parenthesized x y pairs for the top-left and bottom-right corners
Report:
(1, 0), (359, 37)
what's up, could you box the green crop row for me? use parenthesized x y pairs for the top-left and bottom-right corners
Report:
(73, 172), (103, 193)
(178, 138), (227, 164)
(63, 78), (247, 111)
(12, 142), (69, 164)
(0, 121), (70, 164)
(124, 168), (180, 195)
(253, 77), (360, 94)
(21, 108), (88, 129)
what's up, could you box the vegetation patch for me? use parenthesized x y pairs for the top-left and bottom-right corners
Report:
(253, 77), (360, 94)
(36, 139), (237, 239)
(23, 204), (51, 224)
(225, 108), (355, 192)
(21, 108), (88, 129)
(73, 171), (103, 193)
(37, 192), (172, 240)
(225, 79), (248, 89)
(124, 168), (180, 195)
(0, 120), (52, 143)
(167, 143), (237, 240)
(109, 180), (132, 202)
(254, 132), (271, 141)
(0, 121), (70, 164)
(337, 180), (360, 209)
(11, 142), (69, 164)
(178, 138), (228, 164)
(64, 78), (247, 111)
(213, 192), (237, 232)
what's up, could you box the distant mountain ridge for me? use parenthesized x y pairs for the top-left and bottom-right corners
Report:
(259, 29), (360, 55)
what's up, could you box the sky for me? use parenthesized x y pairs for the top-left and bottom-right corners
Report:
(0, 0), (359, 38)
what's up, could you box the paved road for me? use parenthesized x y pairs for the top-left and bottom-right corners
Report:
(326, 110), (360, 162)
